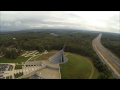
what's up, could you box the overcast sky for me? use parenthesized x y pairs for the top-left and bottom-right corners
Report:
(0, 11), (120, 33)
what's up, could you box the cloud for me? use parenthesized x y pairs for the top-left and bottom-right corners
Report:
(0, 11), (119, 33)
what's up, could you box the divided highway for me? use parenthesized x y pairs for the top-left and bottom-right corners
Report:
(92, 34), (120, 79)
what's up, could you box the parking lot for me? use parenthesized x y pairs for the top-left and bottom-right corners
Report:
(0, 64), (14, 79)
(0, 64), (9, 71)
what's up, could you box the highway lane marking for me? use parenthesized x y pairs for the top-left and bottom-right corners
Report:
(94, 36), (120, 69)
(96, 40), (120, 66)
(94, 44), (120, 77)
(95, 41), (120, 69)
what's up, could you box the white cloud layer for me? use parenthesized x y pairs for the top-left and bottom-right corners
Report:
(0, 11), (120, 33)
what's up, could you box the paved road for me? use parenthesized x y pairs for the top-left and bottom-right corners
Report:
(92, 34), (120, 79)
(88, 60), (94, 79)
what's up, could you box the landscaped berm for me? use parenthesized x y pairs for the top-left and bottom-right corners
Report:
(36, 50), (99, 79)
(61, 52), (99, 79)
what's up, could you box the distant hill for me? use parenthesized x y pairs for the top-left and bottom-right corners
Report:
(1, 28), (118, 35)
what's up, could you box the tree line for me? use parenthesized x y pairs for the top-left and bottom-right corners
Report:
(101, 33), (120, 58)
(0, 30), (115, 78)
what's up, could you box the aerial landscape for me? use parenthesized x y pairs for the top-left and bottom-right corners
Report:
(0, 11), (120, 79)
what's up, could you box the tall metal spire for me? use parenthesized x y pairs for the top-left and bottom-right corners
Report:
(49, 45), (68, 64)
(63, 44), (66, 51)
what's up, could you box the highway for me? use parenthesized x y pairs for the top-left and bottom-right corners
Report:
(92, 33), (120, 79)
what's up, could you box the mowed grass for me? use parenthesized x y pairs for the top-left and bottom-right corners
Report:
(0, 51), (42, 64)
(36, 50), (57, 60)
(35, 50), (99, 79)
(15, 65), (22, 69)
(60, 52), (99, 79)
(0, 53), (29, 64)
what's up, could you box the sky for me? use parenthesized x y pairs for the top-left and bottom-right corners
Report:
(0, 11), (120, 33)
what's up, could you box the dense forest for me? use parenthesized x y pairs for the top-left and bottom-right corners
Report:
(0, 30), (116, 79)
(101, 33), (120, 58)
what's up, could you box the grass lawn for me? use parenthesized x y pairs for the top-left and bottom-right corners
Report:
(15, 65), (22, 69)
(36, 50), (57, 60)
(92, 67), (99, 79)
(35, 50), (99, 79)
(0, 51), (42, 64)
(8, 65), (13, 71)
(60, 52), (99, 79)
(22, 77), (30, 79)
(0, 54), (29, 64)
(14, 73), (23, 78)
(6, 76), (9, 79)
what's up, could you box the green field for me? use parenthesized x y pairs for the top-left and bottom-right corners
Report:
(15, 65), (22, 69)
(0, 51), (41, 64)
(60, 52), (99, 79)
(6, 76), (9, 79)
(0, 55), (29, 64)
(14, 73), (23, 78)
(36, 50), (99, 79)
(0, 50), (99, 79)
